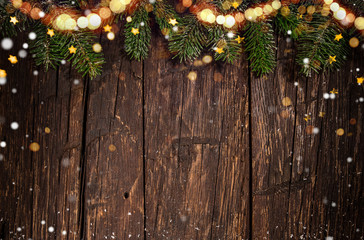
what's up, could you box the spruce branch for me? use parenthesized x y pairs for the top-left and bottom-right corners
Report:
(61, 31), (105, 79)
(243, 21), (276, 76)
(274, 5), (302, 39)
(0, 1), (29, 37)
(29, 23), (63, 71)
(124, 8), (151, 60)
(208, 27), (241, 63)
(296, 14), (349, 76)
(153, 0), (180, 35)
(168, 15), (207, 62)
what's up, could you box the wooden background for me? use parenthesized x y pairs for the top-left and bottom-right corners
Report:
(0, 25), (363, 240)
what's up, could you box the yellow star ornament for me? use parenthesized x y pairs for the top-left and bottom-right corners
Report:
(304, 114), (311, 122)
(47, 29), (55, 37)
(68, 46), (77, 54)
(357, 77), (364, 85)
(8, 55), (18, 64)
(334, 33), (343, 41)
(235, 36), (244, 44)
(0, 69), (6, 78)
(168, 18), (178, 26)
(330, 88), (338, 94)
(215, 47), (224, 54)
(131, 28), (139, 35)
(9, 16), (18, 25)
(103, 24), (112, 32)
(232, 1), (240, 8)
(329, 55), (336, 64)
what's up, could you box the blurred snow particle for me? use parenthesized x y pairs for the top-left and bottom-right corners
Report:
(0, 77), (6, 85)
(41, 220), (45, 225)
(323, 93), (330, 99)
(18, 49), (27, 58)
(73, 79), (80, 85)
(61, 158), (70, 167)
(48, 226), (54, 233)
(12, 88), (17, 94)
(10, 122), (19, 130)
(347, 157), (353, 163)
(28, 32), (37, 40)
(33, 70), (39, 76)
(1, 38), (13, 50)
(0, 141), (6, 148)
(331, 202), (336, 207)
(22, 43), (28, 49)
(62, 230), (67, 235)
(326, 237), (333, 240)
(0, 153), (4, 161)
(16, 227), (22, 232)
(313, 127), (319, 134)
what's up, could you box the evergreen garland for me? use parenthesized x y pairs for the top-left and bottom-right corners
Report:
(296, 15), (349, 75)
(124, 8), (151, 60)
(243, 21), (276, 75)
(0, 0), (363, 78)
(168, 16), (207, 62)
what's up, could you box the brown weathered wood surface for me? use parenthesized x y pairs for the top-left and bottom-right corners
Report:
(0, 27), (363, 240)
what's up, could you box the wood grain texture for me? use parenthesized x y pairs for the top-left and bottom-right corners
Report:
(81, 29), (144, 239)
(0, 28), (363, 240)
(0, 33), (86, 239)
(143, 34), (250, 239)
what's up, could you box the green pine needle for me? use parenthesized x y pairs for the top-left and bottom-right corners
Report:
(243, 21), (276, 76)
(208, 27), (241, 63)
(296, 15), (349, 76)
(168, 15), (207, 62)
(124, 8), (151, 61)
(62, 31), (105, 79)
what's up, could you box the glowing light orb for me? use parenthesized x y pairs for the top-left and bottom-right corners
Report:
(216, 15), (225, 25)
(77, 16), (88, 28)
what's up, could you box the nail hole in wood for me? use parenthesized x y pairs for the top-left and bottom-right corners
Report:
(123, 192), (129, 199)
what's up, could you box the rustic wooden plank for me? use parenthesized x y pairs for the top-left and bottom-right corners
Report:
(0, 34), (38, 240)
(81, 28), (144, 239)
(144, 33), (250, 239)
(30, 64), (85, 240)
(0, 33), (86, 239)
(286, 47), (364, 239)
(251, 36), (299, 239)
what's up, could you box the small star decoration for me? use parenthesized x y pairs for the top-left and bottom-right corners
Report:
(103, 24), (112, 32)
(168, 18), (178, 26)
(319, 112), (325, 118)
(304, 114), (311, 122)
(330, 88), (338, 94)
(232, 1), (240, 8)
(0, 69), (6, 78)
(68, 46), (77, 54)
(329, 56), (336, 64)
(8, 55), (18, 64)
(9, 16), (18, 25)
(357, 77), (363, 85)
(215, 47), (224, 54)
(334, 33), (343, 41)
(235, 36), (244, 44)
(131, 28), (139, 35)
(47, 29), (55, 37)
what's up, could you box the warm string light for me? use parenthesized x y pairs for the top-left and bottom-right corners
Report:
(188, 0), (364, 32)
(11, 0), (138, 33)
(10, 0), (364, 35)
